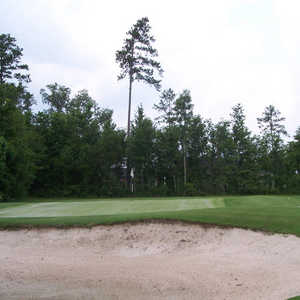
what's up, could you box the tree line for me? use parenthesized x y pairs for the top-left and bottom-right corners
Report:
(0, 25), (299, 201)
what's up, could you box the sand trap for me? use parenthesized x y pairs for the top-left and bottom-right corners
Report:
(1, 222), (300, 300)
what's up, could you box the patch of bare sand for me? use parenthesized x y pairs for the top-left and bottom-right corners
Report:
(1, 222), (300, 300)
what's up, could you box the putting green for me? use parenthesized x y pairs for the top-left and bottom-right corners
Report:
(0, 198), (224, 218)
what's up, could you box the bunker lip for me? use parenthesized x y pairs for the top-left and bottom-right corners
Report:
(0, 218), (296, 241)
(0, 218), (285, 236)
(1, 223), (300, 300)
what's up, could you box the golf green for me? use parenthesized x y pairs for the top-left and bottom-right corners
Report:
(0, 197), (224, 218)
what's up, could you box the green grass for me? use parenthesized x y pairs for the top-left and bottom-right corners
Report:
(288, 297), (300, 300)
(0, 197), (224, 217)
(0, 195), (300, 237)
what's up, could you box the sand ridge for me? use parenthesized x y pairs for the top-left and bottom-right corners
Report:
(1, 222), (300, 299)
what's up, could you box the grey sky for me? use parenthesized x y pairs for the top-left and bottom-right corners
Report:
(1, 0), (299, 137)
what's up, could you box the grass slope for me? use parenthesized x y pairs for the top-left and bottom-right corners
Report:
(0, 195), (300, 237)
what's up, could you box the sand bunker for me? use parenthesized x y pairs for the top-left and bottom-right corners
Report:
(1, 222), (300, 299)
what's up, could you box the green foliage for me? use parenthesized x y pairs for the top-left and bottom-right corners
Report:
(154, 126), (180, 193)
(257, 105), (287, 152)
(184, 183), (198, 196)
(116, 17), (163, 135)
(0, 34), (36, 200)
(187, 116), (209, 191)
(154, 88), (176, 127)
(257, 105), (288, 192)
(286, 127), (300, 193)
(229, 103), (258, 194)
(206, 120), (233, 194)
(0, 33), (30, 84)
(174, 89), (194, 185)
(127, 105), (155, 192)
(31, 86), (126, 197)
(0, 94), (35, 200)
(116, 17), (163, 89)
(0, 32), (297, 199)
(40, 83), (71, 112)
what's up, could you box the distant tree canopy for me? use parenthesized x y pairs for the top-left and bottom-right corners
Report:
(40, 83), (71, 113)
(0, 33), (35, 200)
(0, 32), (299, 201)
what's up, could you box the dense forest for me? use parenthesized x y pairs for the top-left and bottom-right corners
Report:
(0, 29), (299, 201)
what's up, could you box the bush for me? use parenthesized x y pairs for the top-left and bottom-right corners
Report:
(151, 184), (169, 197)
(184, 183), (198, 196)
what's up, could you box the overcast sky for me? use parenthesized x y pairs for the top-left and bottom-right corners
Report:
(1, 0), (299, 137)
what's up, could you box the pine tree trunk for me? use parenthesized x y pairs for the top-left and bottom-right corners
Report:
(127, 76), (133, 137)
(183, 141), (187, 186)
(173, 175), (177, 192)
(126, 74), (133, 190)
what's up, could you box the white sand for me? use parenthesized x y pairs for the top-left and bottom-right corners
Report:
(1, 222), (300, 299)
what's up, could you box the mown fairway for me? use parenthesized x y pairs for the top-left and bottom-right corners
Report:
(0, 195), (300, 237)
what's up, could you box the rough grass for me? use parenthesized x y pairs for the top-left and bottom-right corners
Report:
(0, 195), (300, 237)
